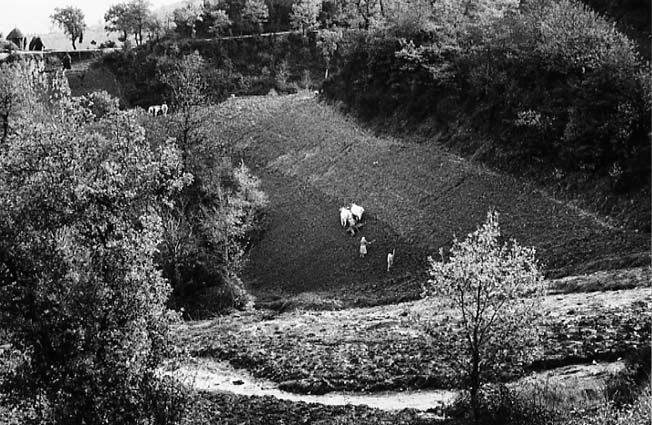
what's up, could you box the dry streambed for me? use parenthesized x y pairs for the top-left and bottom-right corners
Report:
(167, 357), (624, 412)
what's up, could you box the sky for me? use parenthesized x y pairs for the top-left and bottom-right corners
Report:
(0, 0), (183, 36)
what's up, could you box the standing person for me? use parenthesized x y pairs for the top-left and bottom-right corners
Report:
(359, 236), (373, 258)
(62, 53), (72, 70)
(387, 249), (395, 272)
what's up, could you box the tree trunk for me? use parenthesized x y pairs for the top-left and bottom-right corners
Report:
(470, 348), (480, 424)
(72, 38), (77, 50)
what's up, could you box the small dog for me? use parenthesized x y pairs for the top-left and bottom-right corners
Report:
(387, 249), (395, 272)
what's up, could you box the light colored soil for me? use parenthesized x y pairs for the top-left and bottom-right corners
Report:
(168, 358), (457, 411)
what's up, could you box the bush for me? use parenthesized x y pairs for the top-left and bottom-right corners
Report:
(77, 90), (121, 118)
(0, 59), (189, 423)
(154, 53), (268, 316)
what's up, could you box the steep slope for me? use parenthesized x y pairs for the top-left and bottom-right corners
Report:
(208, 93), (649, 306)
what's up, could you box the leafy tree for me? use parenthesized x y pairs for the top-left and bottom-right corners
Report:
(145, 15), (165, 41)
(290, 0), (322, 34)
(266, 0), (295, 32)
(424, 210), (545, 423)
(159, 52), (208, 158)
(0, 57), (188, 423)
(242, 0), (270, 33)
(104, 3), (132, 42)
(104, 0), (152, 46)
(209, 9), (233, 36)
(128, 0), (153, 46)
(348, 0), (384, 29)
(157, 52), (267, 313)
(317, 28), (342, 78)
(173, 2), (203, 37)
(50, 6), (86, 50)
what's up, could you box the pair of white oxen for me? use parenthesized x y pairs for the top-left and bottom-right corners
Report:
(148, 103), (168, 116)
(339, 203), (364, 234)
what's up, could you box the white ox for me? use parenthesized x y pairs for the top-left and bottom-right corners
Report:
(148, 104), (168, 117)
(339, 207), (354, 228)
(148, 105), (161, 116)
(350, 203), (364, 222)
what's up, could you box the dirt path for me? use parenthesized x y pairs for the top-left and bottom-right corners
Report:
(169, 358), (456, 411)
(205, 94), (649, 305)
(167, 357), (624, 412)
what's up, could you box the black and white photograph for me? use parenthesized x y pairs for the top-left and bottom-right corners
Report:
(0, 0), (650, 423)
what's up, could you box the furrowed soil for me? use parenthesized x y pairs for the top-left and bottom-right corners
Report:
(178, 283), (651, 395)
(206, 93), (650, 308)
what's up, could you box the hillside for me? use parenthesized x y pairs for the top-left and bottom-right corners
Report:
(204, 93), (649, 307)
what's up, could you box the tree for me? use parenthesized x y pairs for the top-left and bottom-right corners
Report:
(51, 6), (86, 50)
(0, 58), (189, 423)
(242, 0), (270, 33)
(128, 0), (152, 46)
(156, 52), (267, 313)
(290, 0), (322, 34)
(266, 0), (295, 32)
(317, 28), (342, 79)
(145, 15), (165, 41)
(104, 0), (152, 46)
(424, 210), (545, 422)
(173, 2), (203, 37)
(104, 3), (132, 42)
(208, 9), (233, 36)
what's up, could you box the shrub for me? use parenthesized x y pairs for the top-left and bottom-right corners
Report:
(155, 53), (268, 316)
(77, 90), (120, 118)
(0, 62), (189, 423)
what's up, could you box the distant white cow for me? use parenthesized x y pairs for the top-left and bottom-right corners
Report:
(340, 207), (354, 228)
(387, 249), (395, 272)
(160, 102), (168, 116)
(350, 203), (364, 222)
(148, 105), (161, 116)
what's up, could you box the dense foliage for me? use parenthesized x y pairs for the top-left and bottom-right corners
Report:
(101, 34), (324, 107)
(104, 0), (161, 46)
(323, 0), (650, 203)
(154, 52), (269, 314)
(0, 58), (187, 423)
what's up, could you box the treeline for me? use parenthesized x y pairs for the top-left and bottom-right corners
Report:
(0, 54), (266, 420)
(322, 0), (651, 223)
(101, 33), (324, 107)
